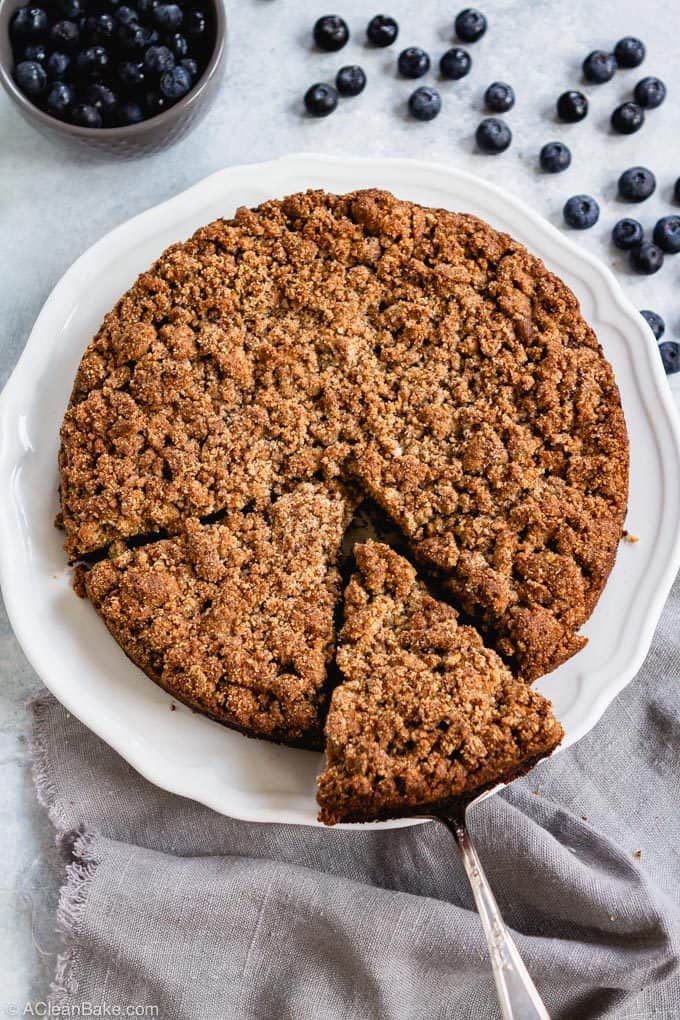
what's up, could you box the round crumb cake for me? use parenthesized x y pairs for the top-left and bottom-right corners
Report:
(60, 188), (629, 783)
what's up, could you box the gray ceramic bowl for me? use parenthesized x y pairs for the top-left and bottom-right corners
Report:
(0, 0), (226, 157)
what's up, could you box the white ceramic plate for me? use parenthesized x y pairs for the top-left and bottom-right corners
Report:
(2, 154), (680, 829)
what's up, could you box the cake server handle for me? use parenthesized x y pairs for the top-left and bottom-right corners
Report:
(437, 812), (551, 1020)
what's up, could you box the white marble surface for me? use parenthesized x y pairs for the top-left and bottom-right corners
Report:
(2, 0), (680, 1007)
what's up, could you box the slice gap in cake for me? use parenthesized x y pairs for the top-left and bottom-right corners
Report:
(317, 541), (564, 825)
(84, 482), (356, 749)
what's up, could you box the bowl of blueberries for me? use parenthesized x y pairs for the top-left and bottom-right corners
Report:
(0, 0), (225, 155)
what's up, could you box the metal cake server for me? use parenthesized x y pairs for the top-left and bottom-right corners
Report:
(434, 790), (551, 1020)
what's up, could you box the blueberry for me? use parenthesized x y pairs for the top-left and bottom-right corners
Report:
(143, 88), (166, 115)
(69, 102), (103, 128)
(117, 100), (145, 124)
(50, 20), (80, 50)
(630, 241), (664, 274)
(76, 45), (110, 77)
(153, 3), (184, 32)
(117, 21), (148, 51)
(634, 76), (666, 109)
(159, 63), (192, 100)
(539, 141), (571, 173)
(23, 43), (47, 63)
(611, 102), (644, 134)
(618, 166), (656, 201)
(659, 342), (680, 375)
(485, 81), (514, 112)
(46, 51), (70, 79)
(84, 13), (115, 43)
(10, 7), (49, 40)
(653, 216), (680, 254)
(640, 310), (665, 340)
(336, 65), (366, 97)
(46, 81), (74, 117)
(118, 59), (145, 89)
(186, 9), (207, 38)
(557, 90), (588, 122)
(398, 46), (430, 79)
(166, 32), (188, 58)
(313, 15), (348, 51)
(115, 5), (137, 25)
(476, 117), (511, 153)
(137, 0), (159, 17)
(304, 82), (338, 117)
(408, 85), (441, 121)
(614, 37), (645, 68)
(582, 50), (616, 84)
(144, 44), (175, 74)
(366, 15), (398, 47)
(57, 0), (82, 17)
(180, 57), (198, 80)
(563, 194), (600, 229)
(14, 59), (47, 97)
(455, 8), (487, 43)
(86, 82), (118, 120)
(439, 47), (471, 80)
(611, 218), (643, 250)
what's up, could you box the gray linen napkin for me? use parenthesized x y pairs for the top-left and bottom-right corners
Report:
(30, 577), (680, 1020)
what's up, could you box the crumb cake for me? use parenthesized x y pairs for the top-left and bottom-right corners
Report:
(60, 187), (628, 785)
(317, 542), (564, 824)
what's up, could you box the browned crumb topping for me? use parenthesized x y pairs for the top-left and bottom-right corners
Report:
(317, 542), (564, 824)
(60, 187), (628, 746)
(84, 483), (354, 748)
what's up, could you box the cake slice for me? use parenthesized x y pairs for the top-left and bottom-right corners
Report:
(84, 483), (354, 749)
(317, 541), (563, 824)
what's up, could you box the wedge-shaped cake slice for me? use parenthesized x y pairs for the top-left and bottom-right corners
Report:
(85, 482), (354, 749)
(317, 541), (563, 824)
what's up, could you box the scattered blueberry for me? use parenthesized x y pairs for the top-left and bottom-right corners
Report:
(640, 310), (665, 340)
(50, 19), (80, 50)
(186, 9), (207, 39)
(618, 166), (656, 202)
(563, 194), (600, 229)
(76, 45), (110, 77)
(366, 14), (399, 47)
(118, 59), (145, 89)
(659, 342), (680, 376)
(630, 241), (664, 274)
(70, 101), (103, 127)
(166, 32), (188, 59)
(313, 14), (348, 52)
(476, 117), (512, 153)
(455, 8), (487, 43)
(304, 81), (339, 117)
(582, 50), (616, 84)
(159, 63), (192, 100)
(611, 101), (644, 134)
(653, 216), (680, 254)
(45, 50), (70, 78)
(84, 13), (115, 43)
(336, 65), (366, 97)
(46, 80), (74, 116)
(484, 81), (514, 112)
(86, 81), (117, 119)
(634, 76), (666, 109)
(11, 7), (49, 40)
(614, 37), (645, 68)
(539, 141), (571, 173)
(557, 90), (588, 122)
(439, 47), (471, 80)
(408, 85), (441, 121)
(398, 46), (430, 79)
(144, 43), (174, 74)
(117, 99), (145, 123)
(611, 218), (643, 250)
(152, 3), (183, 32)
(14, 59), (47, 96)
